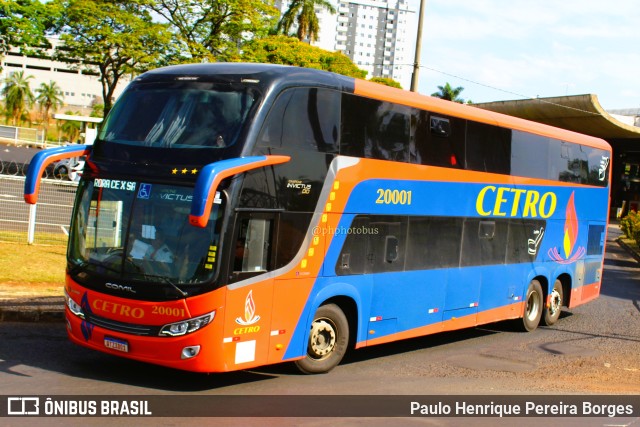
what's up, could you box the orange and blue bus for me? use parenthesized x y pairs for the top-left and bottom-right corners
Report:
(25, 63), (611, 374)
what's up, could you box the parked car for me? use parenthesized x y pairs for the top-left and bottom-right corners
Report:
(53, 156), (84, 182)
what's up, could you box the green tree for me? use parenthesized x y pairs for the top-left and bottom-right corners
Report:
(51, 0), (175, 116)
(58, 111), (81, 142)
(36, 80), (64, 135)
(241, 35), (366, 78)
(0, 0), (56, 61)
(142, 0), (279, 62)
(369, 77), (402, 89)
(431, 82), (465, 103)
(277, 0), (335, 42)
(2, 71), (35, 126)
(90, 101), (104, 119)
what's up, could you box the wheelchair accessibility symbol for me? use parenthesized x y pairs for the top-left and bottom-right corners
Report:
(138, 183), (152, 199)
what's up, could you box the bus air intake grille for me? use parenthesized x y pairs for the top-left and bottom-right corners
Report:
(85, 313), (161, 336)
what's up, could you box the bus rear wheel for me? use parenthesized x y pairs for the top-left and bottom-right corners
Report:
(541, 279), (564, 326)
(295, 304), (349, 374)
(520, 280), (543, 332)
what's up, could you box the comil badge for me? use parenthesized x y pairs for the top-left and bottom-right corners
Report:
(235, 290), (261, 326)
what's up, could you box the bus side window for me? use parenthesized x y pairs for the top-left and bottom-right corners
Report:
(336, 216), (371, 275)
(257, 88), (340, 153)
(232, 216), (273, 278)
(412, 111), (465, 168)
(364, 103), (410, 162)
(461, 219), (508, 266)
(369, 217), (407, 273)
(341, 94), (409, 161)
(465, 121), (511, 174)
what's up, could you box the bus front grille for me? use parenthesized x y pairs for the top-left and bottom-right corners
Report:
(85, 313), (160, 336)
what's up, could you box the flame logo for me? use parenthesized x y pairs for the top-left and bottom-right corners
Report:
(549, 191), (585, 264)
(563, 192), (578, 258)
(235, 290), (261, 326)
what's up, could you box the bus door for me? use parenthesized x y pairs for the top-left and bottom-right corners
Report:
(223, 212), (275, 370)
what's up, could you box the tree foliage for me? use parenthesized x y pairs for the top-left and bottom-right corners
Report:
(58, 111), (81, 142)
(369, 77), (402, 89)
(431, 82), (465, 103)
(50, 0), (176, 115)
(142, 0), (279, 62)
(36, 80), (64, 132)
(277, 0), (335, 42)
(241, 35), (366, 79)
(2, 70), (35, 126)
(0, 0), (55, 59)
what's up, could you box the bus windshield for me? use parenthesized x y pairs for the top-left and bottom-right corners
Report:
(98, 82), (260, 149)
(68, 179), (222, 288)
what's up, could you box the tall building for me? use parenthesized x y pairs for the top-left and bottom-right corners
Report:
(275, 0), (417, 89)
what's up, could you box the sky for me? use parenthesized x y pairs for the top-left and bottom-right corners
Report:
(411, 0), (640, 110)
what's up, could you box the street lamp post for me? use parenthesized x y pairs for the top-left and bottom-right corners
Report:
(410, 0), (426, 92)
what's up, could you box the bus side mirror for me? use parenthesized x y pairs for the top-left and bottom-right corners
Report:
(24, 145), (93, 204)
(189, 155), (290, 227)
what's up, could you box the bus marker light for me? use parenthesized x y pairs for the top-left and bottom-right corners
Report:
(428, 308), (439, 314)
(181, 346), (201, 359)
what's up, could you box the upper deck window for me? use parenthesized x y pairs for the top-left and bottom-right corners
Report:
(99, 82), (260, 149)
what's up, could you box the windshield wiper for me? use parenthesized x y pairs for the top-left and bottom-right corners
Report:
(136, 273), (188, 299)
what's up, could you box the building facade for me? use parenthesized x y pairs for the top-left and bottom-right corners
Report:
(1, 37), (129, 111)
(275, 0), (417, 89)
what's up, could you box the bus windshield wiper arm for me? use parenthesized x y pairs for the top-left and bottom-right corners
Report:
(139, 274), (188, 298)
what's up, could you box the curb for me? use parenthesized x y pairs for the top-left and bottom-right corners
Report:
(0, 308), (64, 322)
(0, 297), (65, 323)
(616, 237), (640, 263)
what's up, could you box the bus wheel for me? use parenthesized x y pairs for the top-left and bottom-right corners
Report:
(521, 280), (543, 332)
(542, 279), (564, 326)
(295, 304), (349, 374)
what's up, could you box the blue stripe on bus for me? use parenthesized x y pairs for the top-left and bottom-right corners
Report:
(283, 179), (608, 360)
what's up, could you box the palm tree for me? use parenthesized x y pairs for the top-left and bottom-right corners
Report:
(1, 71), (35, 126)
(277, 0), (336, 43)
(431, 83), (465, 103)
(35, 81), (64, 139)
(59, 111), (81, 143)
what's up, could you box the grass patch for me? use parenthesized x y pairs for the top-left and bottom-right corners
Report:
(0, 242), (66, 285)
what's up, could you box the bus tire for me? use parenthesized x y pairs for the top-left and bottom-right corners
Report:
(541, 279), (563, 326)
(295, 303), (349, 374)
(520, 280), (543, 332)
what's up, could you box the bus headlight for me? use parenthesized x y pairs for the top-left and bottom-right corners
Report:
(65, 290), (85, 319)
(159, 311), (215, 337)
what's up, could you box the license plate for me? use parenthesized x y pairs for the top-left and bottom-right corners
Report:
(104, 336), (129, 353)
